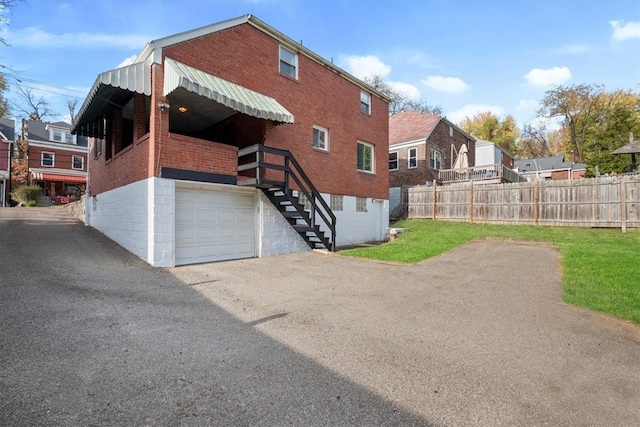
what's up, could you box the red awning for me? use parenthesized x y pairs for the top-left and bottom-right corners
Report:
(31, 172), (86, 183)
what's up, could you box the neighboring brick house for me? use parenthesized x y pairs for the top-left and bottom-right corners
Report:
(515, 155), (586, 181)
(0, 118), (15, 207)
(25, 120), (88, 205)
(72, 14), (390, 267)
(388, 111), (476, 187)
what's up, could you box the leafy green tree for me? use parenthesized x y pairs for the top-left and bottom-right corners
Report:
(582, 89), (640, 175)
(363, 75), (442, 116)
(459, 111), (521, 155)
(537, 84), (605, 164)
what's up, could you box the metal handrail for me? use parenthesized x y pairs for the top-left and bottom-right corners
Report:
(238, 144), (336, 251)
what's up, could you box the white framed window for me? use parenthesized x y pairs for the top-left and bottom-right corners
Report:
(429, 149), (442, 170)
(389, 152), (398, 171)
(356, 197), (367, 212)
(313, 125), (328, 151)
(279, 45), (298, 79)
(49, 128), (76, 144)
(72, 155), (84, 170)
(41, 152), (54, 167)
(449, 125), (453, 137)
(330, 195), (343, 211)
(360, 91), (371, 115)
(408, 147), (417, 169)
(357, 141), (374, 173)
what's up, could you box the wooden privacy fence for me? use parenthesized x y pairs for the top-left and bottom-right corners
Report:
(407, 176), (640, 230)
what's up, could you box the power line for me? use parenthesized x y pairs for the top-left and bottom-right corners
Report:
(1, 72), (89, 98)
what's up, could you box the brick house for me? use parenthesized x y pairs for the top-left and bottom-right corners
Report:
(23, 120), (88, 205)
(71, 14), (390, 267)
(515, 155), (586, 181)
(0, 118), (15, 207)
(389, 111), (476, 187)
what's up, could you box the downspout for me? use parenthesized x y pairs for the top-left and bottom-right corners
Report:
(85, 139), (91, 226)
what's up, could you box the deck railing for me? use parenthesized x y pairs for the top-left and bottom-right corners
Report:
(438, 164), (525, 184)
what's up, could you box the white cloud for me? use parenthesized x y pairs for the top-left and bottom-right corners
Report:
(340, 55), (391, 79)
(610, 20), (640, 42)
(117, 55), (138, 68)
(523, 66), (571, 87)
(516, 99), (539, 111)
(557, 44), (590, 54)
(420, 75), (470, 94)
(6, 26), (150, 49)
(445, 104), (506, 125)
(388, 81), (421, 100)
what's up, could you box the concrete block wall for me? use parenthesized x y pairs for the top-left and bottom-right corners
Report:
(87, 179), (150, 262)
(148, 178), (175, 267)
(260, 192), (310, 257)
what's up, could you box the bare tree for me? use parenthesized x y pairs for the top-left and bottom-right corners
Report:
(1, 0), (26, 46)
(12, 85), (54, 121)
(363, 75), (442, 116)
(66, 97), (79, 121)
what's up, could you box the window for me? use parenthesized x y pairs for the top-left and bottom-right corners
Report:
(53, 130), (62, 142)
(360, 91), (371, 115)
(429, 149), (442, 170)
(389, 152), (398, 171)
(357, 141), (374, 173)
(356, 197), (367, 212)
(50, 128), (75, 144)
(65, 133), (74, 144)
(93, 138), (103, 159)
(298, 193), (312, 211)
(313, 125), (328, 151)
(279, 46), (298, 79)
(330, 195), (343, 212)
(449, 125), (453, 137)
(408, 148), (417, 169)
(41, 152), (54, 167)
(72, 155), (84, 170)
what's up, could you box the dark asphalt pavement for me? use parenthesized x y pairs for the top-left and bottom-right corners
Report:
(1, 207), (639, 426)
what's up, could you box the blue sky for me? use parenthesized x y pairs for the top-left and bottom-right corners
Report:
(1, 0), (639, 127)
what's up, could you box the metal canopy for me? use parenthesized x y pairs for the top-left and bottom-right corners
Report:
(71, 61), (152, 137)
(163, 58), (294, 124)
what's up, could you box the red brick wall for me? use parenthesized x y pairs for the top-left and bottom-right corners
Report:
(160, 134), (238, 176)
(0, 140), (9, 170)
(163, 23), (389, 200)
(28, 144), (87, 172)
(389, 120), (475, 187)
(89, 135), (150, 195)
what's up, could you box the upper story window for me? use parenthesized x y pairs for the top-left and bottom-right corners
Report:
(408, 147), (418, 169)
(313, 125), (328, 151)
(49, 128), (76, 144)
(449, 125), (454, 137)
(389, 152), (398, 171)
(429, 149), (442, 170)
(357, 141), (374, 173)
(279, 46), (298, 79)
(41, 152), (54, 167)
(72, 155), (84, 170)
(360, 91), (371, 115)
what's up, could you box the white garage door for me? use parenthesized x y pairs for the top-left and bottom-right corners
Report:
(175, 186), (256, 265)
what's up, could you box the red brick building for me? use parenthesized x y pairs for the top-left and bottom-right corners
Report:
(24, 120), (88, 205)
(72, 15), (390, 267)
(0, 118), (14, 207)
(388, 111), (475, 187)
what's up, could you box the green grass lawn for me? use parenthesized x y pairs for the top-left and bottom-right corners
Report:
(341, 219), (640, 325)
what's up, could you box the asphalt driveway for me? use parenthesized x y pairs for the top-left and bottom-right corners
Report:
(1, 207), (639, 426)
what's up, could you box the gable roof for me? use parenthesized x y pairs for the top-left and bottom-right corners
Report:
(0, 118), (15, 142)
(134, 14), (390, 103)
(515, 155), (586, 173)
(389, 111), (441, 145)
(27, 120), (88, 147)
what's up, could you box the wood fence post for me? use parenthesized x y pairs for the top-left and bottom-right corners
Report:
(534, 180), (539, 226)
(432, 180), (437, 220)
(469, 180), (474, 224)
(621, 180), (627, 233)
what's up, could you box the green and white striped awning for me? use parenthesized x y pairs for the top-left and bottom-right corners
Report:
(163, 57), (294, 124)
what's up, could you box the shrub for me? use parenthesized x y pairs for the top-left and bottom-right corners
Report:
(11, 185), (42, 205)
(26, 200), (37, 207)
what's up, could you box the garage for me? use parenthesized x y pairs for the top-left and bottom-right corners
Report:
(175, 185), (256, 265)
